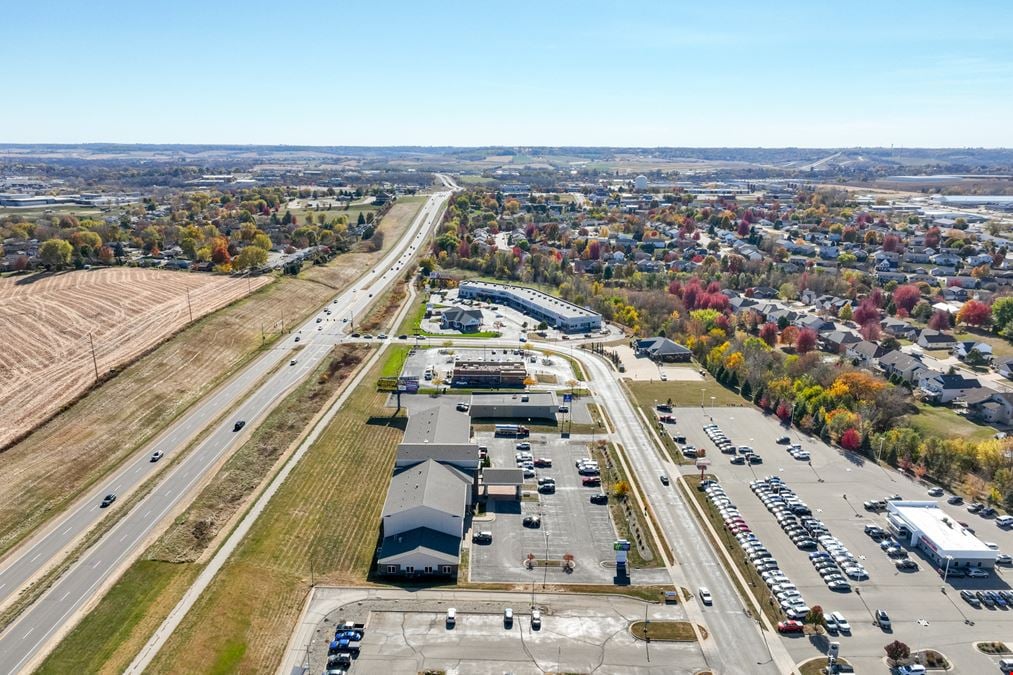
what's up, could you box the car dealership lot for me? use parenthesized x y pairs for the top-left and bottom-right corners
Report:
(674, 406), (1013, 674)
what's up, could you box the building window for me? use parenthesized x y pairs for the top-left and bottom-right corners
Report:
(440, 565), (453, 574)
(386, 565), (398, 574)
(424, 566), (433, 574)
(406, 566), (415, 574)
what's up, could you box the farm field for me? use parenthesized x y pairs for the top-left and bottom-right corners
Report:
(0, 197), (424, 557)
(0, 268), (272, 449)
(146, 357), (403, 673)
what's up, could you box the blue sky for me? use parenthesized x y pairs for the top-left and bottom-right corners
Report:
(2, 1), (1012, 147)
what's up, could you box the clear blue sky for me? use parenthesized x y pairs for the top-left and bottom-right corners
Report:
(3, 1), (1012, 147)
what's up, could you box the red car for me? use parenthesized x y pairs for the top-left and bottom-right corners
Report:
(777, 620), (804, 634)
(582, 477), (602, 487)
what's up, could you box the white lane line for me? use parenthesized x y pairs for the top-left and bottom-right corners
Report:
(29, 554), (40, 563)
(22, 627), (33, 640)
(59, 591), (70, 602)
(63, 527), (73, 535)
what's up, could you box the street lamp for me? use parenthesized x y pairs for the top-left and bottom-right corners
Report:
(943, 555), (953, 585)
(542, 531), (550, 590)
(700, 388), (705, 408)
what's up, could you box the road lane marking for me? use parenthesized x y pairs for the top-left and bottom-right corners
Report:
(29, 554), (40, 563)
(22, 627), (33, 639)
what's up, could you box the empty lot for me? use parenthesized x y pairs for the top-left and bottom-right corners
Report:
(0, 268), (271, 448)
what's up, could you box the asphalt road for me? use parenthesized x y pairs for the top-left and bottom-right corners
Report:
(0, 182), (455, 675)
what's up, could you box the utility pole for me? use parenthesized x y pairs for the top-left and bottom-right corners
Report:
(88, 333), (99, 382)
(185, 288), (193, 323)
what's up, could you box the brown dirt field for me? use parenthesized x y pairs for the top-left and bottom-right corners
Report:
(0, 269), (272, 449)
(0, 197), (424, 558)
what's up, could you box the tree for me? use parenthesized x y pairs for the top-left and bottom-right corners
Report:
(759, 322), (778, 347)
(795, 328), (818, 354)
(838, 304), (853, 322)
(804, 605), (825, 628)
(840, 428), (862, 451)
(233, 246), (268, 270)
(860, 321), (881, 341)
(39, 239), (73, 269)
(853, 299), (880, 326)
(885, 640), (911, 662)
(957, 300), (991, 328)
(210, 236), (231, 266)
(780, 325), (800, 346)
(893, 284), (922, 315)
(928, 309), (951, 331)
(992, 296), (1013, 331)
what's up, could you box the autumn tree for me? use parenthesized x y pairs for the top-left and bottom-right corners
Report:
(759, 322), (779, 347)
(780, 325), (800, 346)
(39, 239), (73, 269)
(233, 245), (268, 270)
(210, 236), (231, 266)
(928, 310), (951, 331)
(840, 428), (862, 451)
(838, 304), (853, 322)
(892, 284), (921, 315)
(957, 300), (991, 328)
(884, 640), (911, 663)
(795, 328), (818, 354)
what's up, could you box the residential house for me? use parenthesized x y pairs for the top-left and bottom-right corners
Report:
(847, 340), (887, 367)
(996, 357), (1013, 380)
(917, 329), (957, 350)
(918, 371), (983, 404)
(821, 330), (862, 354)
(878, 350), (928, 384)
(881, 317), (917, 340)
(795, 315), (836, 334)
(968, 391), (1013, 425)
(953, 341), (993, 363)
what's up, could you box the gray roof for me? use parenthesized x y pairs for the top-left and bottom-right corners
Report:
(382, 459), (469, 518)
(443, 307), (483, 322)
(469, 392), (557, 407)
(636, 336), (691, 356)
(402, 405), (472, 445)
(378, 527), (461, 564)
(482, 468), (524, 485)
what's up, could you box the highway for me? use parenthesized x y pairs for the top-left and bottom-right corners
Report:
(0, 178), (456, 675)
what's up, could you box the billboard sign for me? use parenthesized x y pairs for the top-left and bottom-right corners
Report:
(563, 393), (573, 403)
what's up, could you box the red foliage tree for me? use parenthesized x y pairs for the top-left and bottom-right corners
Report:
(759, 322), (779, 347)
(925, 227), (941, 249)
(853, 300), (880, 325)
(211, 236), (231, 265)
(928, 309), (951, 331)
(780, 325), (800, 346)
(795, 328), (818, 354)
(860, 321), (881, 341)
(737, 220), (750, 237)
(882, 234), (901, 252)
(892, 284), (922, 314)
(840, 428), (861, 451)
(776, 401), (792, 422)
(957, 299), (991, 327)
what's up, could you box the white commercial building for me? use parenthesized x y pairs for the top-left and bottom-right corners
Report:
(457, 280), (602, 333)
(886, 501), (998, 570)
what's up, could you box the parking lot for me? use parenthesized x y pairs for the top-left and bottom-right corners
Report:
(670, 405), (1013, 674)
(397, 345), (583, 390)
(295, 587), (707, 675)
(469, 431), (669, 585)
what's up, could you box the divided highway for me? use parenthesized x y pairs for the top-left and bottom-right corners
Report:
(0, 183), (455, 674)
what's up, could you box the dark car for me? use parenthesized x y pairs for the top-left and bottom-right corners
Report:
(523, 515), (542, 528)
(981, 507), (998, 518)
(776, 436), (791, 444)
(590, 493), (609, 505)
(582, 477), (601, 487)
(100, 493), (116, 508)
(748, 455), (763, 464)
(947, 495), (964, 506)
(730, 455), (746, 465)
(659, 474), (670, 485)
(233, 420), (246, 432)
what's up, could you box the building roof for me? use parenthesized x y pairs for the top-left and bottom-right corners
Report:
(636, 336), (692, 357)
(443, 307), (483, 323)
(469, 392), (557, 407)
(377, 526), (461, 564)
(382, 459), (469, 518)
(919, 329), (956, 344)
(482, 468), (524, 485)
(459, 280), (599, 320)
(888, 501), (997, 558)
(402, 405), (471, 446)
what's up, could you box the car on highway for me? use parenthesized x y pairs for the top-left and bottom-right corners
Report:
(100, 494), (116, 508)
(290, 359), (297, 366)
(698, 587), (712, 605)
(233, 420), (246, 432)
(150, 450), (164, 462)
(659, 474), (670, 485)
(294, 336), (300, 342)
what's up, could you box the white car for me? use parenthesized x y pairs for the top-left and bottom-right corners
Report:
(150, 450), (164, 462)
(967, 567), (990, 578)
(830, 611), (851, 633)
(698, 587), (713, 605)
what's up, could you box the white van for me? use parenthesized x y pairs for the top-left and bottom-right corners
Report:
(998, 657), (1013, 673)
(446, 607), (456, 627)
(997, 516), (1013, 528)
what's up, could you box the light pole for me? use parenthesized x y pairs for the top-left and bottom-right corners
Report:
(943, 555), (953, 585)
(700, 388), (705, 408)
(542, 531), (550, 590)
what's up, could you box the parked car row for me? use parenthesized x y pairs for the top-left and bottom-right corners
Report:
(703, 423), (735, 454)
(784, 442), (810, 462)
(751, 475), (868, 592)
(865, 525), (920, 571)
(702, 479), (807, 621)
(959, 588), (1013, 609)
(326, 620), (366, 673)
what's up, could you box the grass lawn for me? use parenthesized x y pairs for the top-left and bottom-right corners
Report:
(627, 379), (744, 409)
(593, 444), (662, 568)
(36, 560), (202, 675)
(908, 403), (996, 442)
(378, 345), (411, 379)
(953, 328), (1013, 359)
(146, 358), (405, 673)
(630, 620), (699, 642)
(798, 657), (851, 675)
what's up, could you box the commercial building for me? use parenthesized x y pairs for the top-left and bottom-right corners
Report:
(886, 501), (998, 570)
(634, 336), (692, 362)
(468, 392), (558, 421)
(451, 359), (527, 388)
(440, 307), (483, 332)
(457, 280), (602, 333)
(378, 405), (477, 578)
